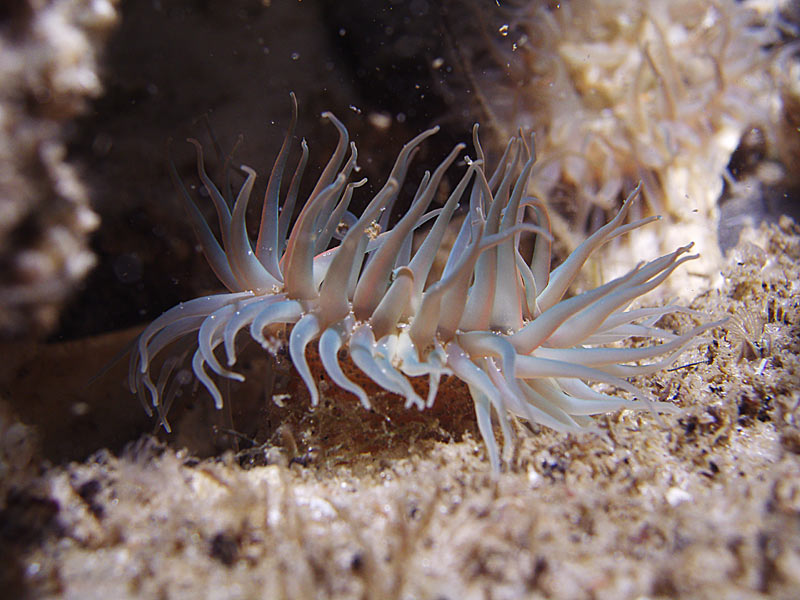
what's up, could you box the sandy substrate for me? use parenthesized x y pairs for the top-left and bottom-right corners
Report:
(1, 219), (798, 599)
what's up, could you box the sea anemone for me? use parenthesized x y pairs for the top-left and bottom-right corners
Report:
(130, 95), (720, 471)
(469, 0), (792, 280)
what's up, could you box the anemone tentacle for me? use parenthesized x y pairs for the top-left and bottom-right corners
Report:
(131, 97), (721, 470)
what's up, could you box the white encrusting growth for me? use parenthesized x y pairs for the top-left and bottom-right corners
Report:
(131, 94), (722, 470)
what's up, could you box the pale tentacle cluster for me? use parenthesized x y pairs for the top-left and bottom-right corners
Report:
(130, 95), (720, 470)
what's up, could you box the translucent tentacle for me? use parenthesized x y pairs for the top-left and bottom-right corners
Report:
(229, 165), (282, 292)
(318, 320), (371, 410)
(168, 154), (241, 291)
(249, 300), (304, 347)
(222, 294), (286, 366)
(277, 138), (309, 255)
(537, 183), (643, 311)
(289, 313), (322, 406)
(257, 91), (299, 279)
(198, 303), (246, 381)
